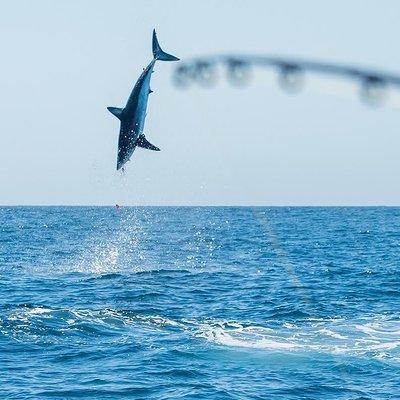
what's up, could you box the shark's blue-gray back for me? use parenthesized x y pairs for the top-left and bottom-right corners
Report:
(107, 30), (179, 170)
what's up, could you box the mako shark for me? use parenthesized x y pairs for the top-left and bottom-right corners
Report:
(107, 30), (179, 170)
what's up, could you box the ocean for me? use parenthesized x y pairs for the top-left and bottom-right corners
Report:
(1, 206), (399, 399)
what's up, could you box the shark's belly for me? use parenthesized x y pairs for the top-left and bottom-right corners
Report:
(118, 128), (138, 161)
(136, 85), (149, 133)
(118, 72), (152, 167)
(125, 88), (149, 134)
(118, 107), (146, 164)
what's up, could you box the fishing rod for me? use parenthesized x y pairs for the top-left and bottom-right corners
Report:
(172, 54), (400, 106)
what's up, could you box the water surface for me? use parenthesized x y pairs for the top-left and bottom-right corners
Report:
(1, 207), (399, 399)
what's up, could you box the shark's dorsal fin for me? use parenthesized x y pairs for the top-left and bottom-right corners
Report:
(107, 107), (124, 120)
(137, 134), (160, 151)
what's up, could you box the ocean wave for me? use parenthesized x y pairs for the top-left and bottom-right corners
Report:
(0, 305), (184, 344)
(194, 317), (400, 362)
(2, 305), (399, 362)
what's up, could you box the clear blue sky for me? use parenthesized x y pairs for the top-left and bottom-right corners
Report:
(1, 0), (399, 205)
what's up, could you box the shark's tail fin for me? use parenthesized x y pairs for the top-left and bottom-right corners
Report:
(152, 29), (179, 62)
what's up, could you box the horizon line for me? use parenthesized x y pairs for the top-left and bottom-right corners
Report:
(1, 204), (399, 208)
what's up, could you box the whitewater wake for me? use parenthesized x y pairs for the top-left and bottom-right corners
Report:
(1, 305), (399, 362)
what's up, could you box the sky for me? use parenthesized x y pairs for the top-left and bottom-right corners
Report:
(1, 0), (400, 205)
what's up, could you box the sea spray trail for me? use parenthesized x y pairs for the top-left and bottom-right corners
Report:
(1, 207), (400, 398)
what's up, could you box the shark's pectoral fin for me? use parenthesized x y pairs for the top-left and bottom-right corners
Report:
(107, 107), (124, 120)
(137, 135), (160, 151)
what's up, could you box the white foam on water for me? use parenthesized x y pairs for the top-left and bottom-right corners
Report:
(316, 328), (348, 340)
(197, 325), (299, 350)
(192, 316), (400, 361)
(9, 306), (53, 321)
(2, 306), (186, 343)
(3, 305), (400, 362)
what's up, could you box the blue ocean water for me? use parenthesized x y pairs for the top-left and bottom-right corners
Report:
(0, 207), (399, 399)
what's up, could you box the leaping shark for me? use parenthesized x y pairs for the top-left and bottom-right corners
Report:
(107, 30), (179, 170)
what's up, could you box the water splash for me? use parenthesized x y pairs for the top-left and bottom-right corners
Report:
(72, 209), (149, 274)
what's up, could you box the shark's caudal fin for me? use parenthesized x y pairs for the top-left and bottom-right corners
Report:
(137, 134), (160, 151)
(107, 107), (123, 120)
(152, 29), (179, 62)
